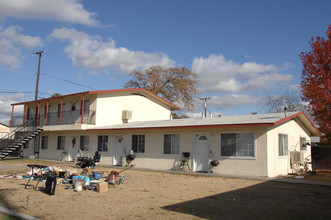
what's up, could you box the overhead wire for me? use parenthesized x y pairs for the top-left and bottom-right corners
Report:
(41, 72), (98, 90)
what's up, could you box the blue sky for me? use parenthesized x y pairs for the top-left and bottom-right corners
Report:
(0, 0), (330, 123)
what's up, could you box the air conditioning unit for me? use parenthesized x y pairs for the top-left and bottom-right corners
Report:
(290, 151), (305, 163)
(122, 110), (132, 120)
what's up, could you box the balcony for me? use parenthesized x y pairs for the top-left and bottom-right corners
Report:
(11, 110), (96, 127)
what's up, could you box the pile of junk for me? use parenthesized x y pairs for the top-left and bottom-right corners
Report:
(24, 164), (135, 195)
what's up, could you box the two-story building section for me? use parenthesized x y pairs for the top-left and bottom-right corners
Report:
(5, 88), (320, 178)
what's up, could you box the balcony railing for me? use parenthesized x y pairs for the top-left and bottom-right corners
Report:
(11, 110), (95, 127)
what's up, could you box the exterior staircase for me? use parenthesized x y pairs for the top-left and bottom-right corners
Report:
(0, 116), (43, 160)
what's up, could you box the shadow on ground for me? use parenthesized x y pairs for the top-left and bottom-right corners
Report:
(163, 181), (331, 219)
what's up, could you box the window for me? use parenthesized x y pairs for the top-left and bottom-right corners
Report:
(97, 135), (108, 152)
(80, 100), (90, 115)
(57, 136), (65, 150)
(220, 133), (255, 158)
(132, 134), (145, 153)
(80, 136), (89, 151)
(278, 133), (288, 156)
(300, 137), (307, 151)
(41, 136), (48, 149)
(164, 134), (180, 155)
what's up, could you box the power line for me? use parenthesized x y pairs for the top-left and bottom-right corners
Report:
(0, 91), (34, 94)
(41, 73), (98, 90)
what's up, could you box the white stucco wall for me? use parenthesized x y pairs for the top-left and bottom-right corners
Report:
(95, 93), (171, 126)
(34, 126), (270, 177)
(0, 123), (9, 138)
(28, 117), (314, 178)
(209, 127), (269, 177)
(266, 120), (312, 177)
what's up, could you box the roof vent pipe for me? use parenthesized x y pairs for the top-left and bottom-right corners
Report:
(201, 113), (205, 119)
(170, 114), (173, 120)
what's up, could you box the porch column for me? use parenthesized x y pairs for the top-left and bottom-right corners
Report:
(24, 104), (29, 127)
(36, 102), (40, 126)
(81, 94), (85, 124)
(10, 105), (14, 128)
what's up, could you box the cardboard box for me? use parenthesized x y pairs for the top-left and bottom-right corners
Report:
(83, 168), (92, 175)
(97, 182), (108, 193)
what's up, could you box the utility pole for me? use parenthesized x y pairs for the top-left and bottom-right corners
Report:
(199, 97), (211, 118)
(34, 50), (44, 100)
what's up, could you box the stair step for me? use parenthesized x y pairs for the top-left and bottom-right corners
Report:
(4, 150), (13, 153)
(2, 152), (9, 155)
(36, 128), (43, 132)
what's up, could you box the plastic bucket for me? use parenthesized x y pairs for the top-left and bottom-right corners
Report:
(93, 172), (103, 179)
(108, 174), (115, 185)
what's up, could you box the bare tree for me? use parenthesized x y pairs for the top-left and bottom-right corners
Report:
(259, 90), (312, 116)
(124, 66), (199, 110)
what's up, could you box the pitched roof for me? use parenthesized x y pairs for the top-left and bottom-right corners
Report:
(89, 111), (321, 136)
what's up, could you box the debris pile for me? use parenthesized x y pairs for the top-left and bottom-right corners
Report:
(1, 164), (135, 195)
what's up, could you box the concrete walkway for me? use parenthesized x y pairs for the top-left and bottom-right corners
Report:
(0, 206), (41, 220)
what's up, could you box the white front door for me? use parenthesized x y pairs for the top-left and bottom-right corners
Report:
(114, 135), (125, 165)
(69, 137), (77, 161)
(194, 133), (210, 172)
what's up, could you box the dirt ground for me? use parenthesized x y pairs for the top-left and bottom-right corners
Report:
(0, 159), (331, 220)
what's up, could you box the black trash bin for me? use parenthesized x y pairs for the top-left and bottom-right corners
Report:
(45, 172), (57, 195)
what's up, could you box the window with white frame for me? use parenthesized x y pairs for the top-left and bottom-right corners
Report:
(80, 135), (89, 151)
(220, 132), (255, 158)
(132, 134), (145, 153)
(163, 134), (180, 155)
(97, 135), (108, 152)
(57, 136), (65, 150)
(278, 133), (288, 156)
(300, 137), (307, 151)
(41, 136), (48, 149)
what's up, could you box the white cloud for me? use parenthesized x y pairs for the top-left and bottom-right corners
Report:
(210, 94), (261, 110)
(50, 28), (175, 74)
(0, 25), (43, 69)
(0, 26), (42, 48)
(0, 93), (25, 124)
(0, 0), (101, 26)
(192, 54), (294, 93)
